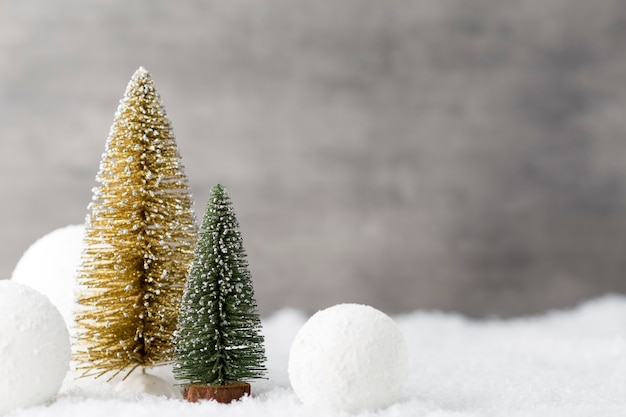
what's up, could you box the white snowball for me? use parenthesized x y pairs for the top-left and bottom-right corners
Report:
(0, 281), (71, 414)
(12, 224), (85, 329)
(288, 303), (408, 413)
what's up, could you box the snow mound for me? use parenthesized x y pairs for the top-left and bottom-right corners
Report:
(6, 295), (626, 417)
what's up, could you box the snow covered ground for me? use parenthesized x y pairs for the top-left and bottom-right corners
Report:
(8, 296), (626, 417)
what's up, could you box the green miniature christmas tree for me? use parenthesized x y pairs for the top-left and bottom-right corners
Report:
(174, 184), (266, 402)
(74, 67), (198, 380)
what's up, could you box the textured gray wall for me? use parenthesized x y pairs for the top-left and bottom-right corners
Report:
(2, 0), (626, 316)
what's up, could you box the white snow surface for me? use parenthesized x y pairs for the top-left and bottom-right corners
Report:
(6, 226), (626, 416)
(4, 296), (626, 417)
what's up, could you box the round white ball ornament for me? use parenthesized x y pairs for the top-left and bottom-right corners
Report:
(11, 224), (85, 329)
(0, 281), (71, 414)
(288, 303), (408, 413)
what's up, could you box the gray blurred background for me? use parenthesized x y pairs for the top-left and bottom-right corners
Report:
(2, 0), (626, 317)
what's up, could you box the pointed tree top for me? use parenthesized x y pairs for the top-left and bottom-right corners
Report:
(213, 183), (226, 194)
(129, 67), (152, 85)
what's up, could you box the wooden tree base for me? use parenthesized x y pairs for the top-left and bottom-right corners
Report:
(184, 382), (251, 403)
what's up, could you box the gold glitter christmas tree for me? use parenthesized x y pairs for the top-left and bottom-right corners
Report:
(74, 67), (198, 380)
